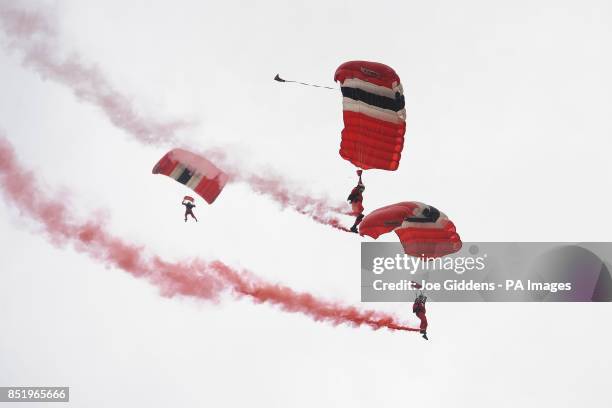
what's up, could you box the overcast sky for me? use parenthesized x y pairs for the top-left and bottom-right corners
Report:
(1, 0), (611, 407)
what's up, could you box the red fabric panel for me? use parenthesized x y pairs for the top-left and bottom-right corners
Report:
(359, 202), (419, 239)
(395, 222), (462, 258)
(343, 111), (405, 137)
(152, 154), (178, 176)
(339, 149), (400, 171)
(340, 111), (405, 170)
(194, 174), (228, 204)
(334, 61), (401, 89)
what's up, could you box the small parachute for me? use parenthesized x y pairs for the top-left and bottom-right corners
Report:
(152, 149), (228, 204)
(359, 202), (461, 258)
(334, 61), (406, 171)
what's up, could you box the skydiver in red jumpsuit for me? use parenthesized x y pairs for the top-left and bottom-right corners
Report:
(182, 200), (198, 222)
(348, 170), (365, 233)
(413, 293), (428, 340)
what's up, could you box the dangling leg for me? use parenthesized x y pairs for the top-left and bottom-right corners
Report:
(191, 213), (198, 222)
(350, 213), (364, 233)
(417, 311), (428, 340)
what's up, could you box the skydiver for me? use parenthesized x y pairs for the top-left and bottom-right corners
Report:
(348, 169), (365, 233)
(182, 199), (198, 222)
(413, 293), (428, 340)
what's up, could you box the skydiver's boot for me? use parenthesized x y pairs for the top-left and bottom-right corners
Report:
(421, 331), (428, 340)
(350, 215), (363, 233)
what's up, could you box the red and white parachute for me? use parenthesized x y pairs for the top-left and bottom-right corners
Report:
(334, 61), (406, 171)
(359, 202), (462, 258)
(152, 149), (228, 204)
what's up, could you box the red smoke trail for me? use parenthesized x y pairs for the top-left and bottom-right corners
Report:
(0, 4), (351, 231)
(239, 173), (350, 232)
(215, 264), (415, 330)
(0, 135), (416, 332)
(0, 6), (190, 145)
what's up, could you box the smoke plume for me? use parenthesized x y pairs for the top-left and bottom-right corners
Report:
(0, 4), (351, 231)
(0, 135), (416, 332)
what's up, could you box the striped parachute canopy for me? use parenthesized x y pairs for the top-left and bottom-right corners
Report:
(359, 202), (462, 258)
(334, 61), (406, 171)
(152, 149), (228, 204)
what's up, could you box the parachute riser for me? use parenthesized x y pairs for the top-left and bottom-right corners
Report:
(274, 74), (336, 90)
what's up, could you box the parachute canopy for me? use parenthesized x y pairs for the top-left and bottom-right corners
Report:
(334, 61), (406, 171)
(359, 202), (461, 258)
(152, 149), (228, 204)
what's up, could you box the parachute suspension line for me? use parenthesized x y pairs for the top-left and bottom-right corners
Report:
(274, 74), (335, 90)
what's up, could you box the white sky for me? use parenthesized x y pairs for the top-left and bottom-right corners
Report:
(1, 0), (611, 406)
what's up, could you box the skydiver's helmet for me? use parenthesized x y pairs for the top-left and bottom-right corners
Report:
(416, 294), (427, 304)
(357, 183), (365, 193)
